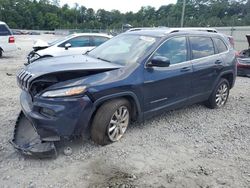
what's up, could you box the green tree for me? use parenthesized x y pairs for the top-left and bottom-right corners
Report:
(0, 0), (249, 30)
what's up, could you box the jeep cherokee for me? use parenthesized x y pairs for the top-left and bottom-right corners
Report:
(12, 28), (237, 157)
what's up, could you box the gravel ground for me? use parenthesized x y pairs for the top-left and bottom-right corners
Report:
(0, 35), (250, 188)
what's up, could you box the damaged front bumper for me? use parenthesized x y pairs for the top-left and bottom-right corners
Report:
(11, 112), (57, 158)
(11, 91), (94, 158)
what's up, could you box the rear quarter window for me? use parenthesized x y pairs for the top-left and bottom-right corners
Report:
(93, 37), (109, 46)
(189, 37), (215, 60)
(213, 38), (228, 53)
(0, 24), (11, 36)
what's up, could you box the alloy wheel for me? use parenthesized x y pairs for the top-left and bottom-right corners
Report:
(215, 83), (229, 107)
(108, 106), (129, 142)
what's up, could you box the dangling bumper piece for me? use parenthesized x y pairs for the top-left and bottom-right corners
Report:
(10, 112), (57, 158)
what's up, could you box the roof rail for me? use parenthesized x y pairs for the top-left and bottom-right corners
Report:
(126, 27), (218, 34)
(126, 27), (168, 32)
(169, 28), (217, 33)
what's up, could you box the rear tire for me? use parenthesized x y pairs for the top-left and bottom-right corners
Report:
(91, 98), (131, 146)
(0, 50), (2, 57)
(205, 78), (230, 109)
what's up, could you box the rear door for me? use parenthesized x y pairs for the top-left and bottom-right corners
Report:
(143, 36), (193, 115)
(189, 36), (224, 100)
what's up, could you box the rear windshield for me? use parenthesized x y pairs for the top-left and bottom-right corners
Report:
(0, 24), (11, 36)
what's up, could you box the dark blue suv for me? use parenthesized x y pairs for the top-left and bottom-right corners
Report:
(13, 28), (237, 157)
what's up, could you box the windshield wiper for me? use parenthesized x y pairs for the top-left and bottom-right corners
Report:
(97, 57), (111, 63)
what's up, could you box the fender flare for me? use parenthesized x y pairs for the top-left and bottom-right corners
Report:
(92, 91), (143, 121)
(213, 70), (235, 89)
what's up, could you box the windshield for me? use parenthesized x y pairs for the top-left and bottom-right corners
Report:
(88, 34), (157, 65)
(0, 24), (11, 36)
(49, 34), (74, 46)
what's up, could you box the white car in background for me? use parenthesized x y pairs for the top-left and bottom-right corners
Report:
(27, 33), (112, 64)
(0, 21), (17, 57)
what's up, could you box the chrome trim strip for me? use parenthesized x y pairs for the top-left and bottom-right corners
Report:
(150, 97), (169, 104)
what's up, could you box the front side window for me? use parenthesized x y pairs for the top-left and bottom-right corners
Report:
(60, 36), (90, 47)
(213, 38), (228, 53)
(190, 37), (215, 59)
(154, 37), (187, 65)
(88, 34), (157, 65)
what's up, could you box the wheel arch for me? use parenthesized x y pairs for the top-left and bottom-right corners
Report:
(220, 71), (235, 89)
(92, 92), (143, 122)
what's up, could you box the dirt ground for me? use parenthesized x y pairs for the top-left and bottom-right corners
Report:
(0, 35), (250, 188)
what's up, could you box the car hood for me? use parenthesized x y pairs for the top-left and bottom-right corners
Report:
(33, 39), (49, 48)
(24, 55), (122, 78)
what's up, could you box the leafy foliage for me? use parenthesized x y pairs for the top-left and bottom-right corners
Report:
(0, 0), (249, 30)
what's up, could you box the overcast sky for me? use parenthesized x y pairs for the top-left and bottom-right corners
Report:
(60, 0), (177, 13)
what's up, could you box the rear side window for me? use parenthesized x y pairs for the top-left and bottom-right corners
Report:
(154, 36), (187, 65)
(60, 36), (90, 47)
(213, 38), (228, 53)
(93, 37), (109, 46)
(189, 37), (215, 60)
(0, 24), (11, 36)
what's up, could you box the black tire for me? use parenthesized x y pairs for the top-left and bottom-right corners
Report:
(205, 78), (230, 109)
(91, 98), (131, 146)
(0, 50), (2, 57)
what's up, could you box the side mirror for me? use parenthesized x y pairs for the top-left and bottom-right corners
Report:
(65, 43), (71, 50)
(148, 56), (170, 67)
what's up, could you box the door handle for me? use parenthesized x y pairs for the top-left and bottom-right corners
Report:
(215, 60), (222, 64)
(180, 67), (191, 72)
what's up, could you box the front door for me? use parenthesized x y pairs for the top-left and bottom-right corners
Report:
(58, 36), (93, 56)
(143, 36), (193, 116)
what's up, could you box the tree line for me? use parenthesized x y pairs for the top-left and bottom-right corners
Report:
(0, 0), (250, 30)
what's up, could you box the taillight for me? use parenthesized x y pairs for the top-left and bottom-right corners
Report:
(9, 36), (15, 43)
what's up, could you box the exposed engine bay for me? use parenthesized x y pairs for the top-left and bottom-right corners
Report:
(29, 69), (108, 96)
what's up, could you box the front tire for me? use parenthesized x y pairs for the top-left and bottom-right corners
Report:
(205, 78), (230, 109)
(0, 50), (2, 57)
(91, 98), (131, 146)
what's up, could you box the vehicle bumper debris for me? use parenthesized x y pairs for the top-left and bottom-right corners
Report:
(10, 112), (57, 158)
